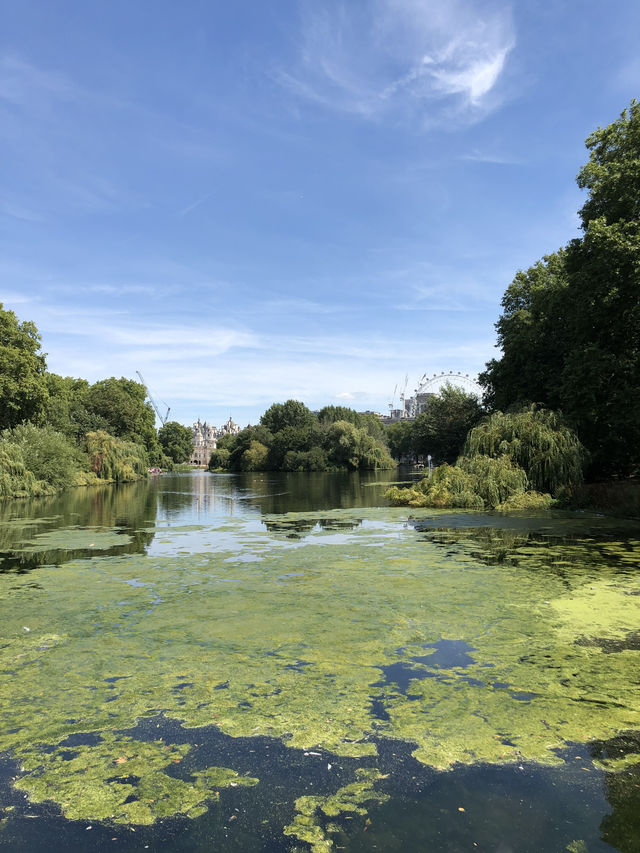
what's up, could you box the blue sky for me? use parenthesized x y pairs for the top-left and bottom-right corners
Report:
(2, 1), (639, 427)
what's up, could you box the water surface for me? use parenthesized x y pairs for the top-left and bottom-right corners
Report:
(1, 471), (639, 851)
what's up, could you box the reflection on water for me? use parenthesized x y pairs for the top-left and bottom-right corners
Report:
(0, 481), (157, 573)
(0, 470), (639, 852)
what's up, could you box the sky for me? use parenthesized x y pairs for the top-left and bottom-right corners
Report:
(2, 0), (639, 427)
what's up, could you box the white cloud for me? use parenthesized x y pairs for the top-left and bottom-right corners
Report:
(277, 0), (515, 125)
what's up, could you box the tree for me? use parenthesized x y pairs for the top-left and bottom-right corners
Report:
(0, 304), (48, 430)
(85, 430), (148, 482)
(479, 252), (569, 413)
(463, 407), (586, 494)
(386, 420), (415, 462)
(325, 420), (394, 470)
(412, 384), (483, 465)
(226, 426), (273, 471)
(44, 373), (109, 440)
(158, 421), (193, 463)
(84, 377), (157, 449)
(480, 101), (640, 477)
(260, 400), (316, 434)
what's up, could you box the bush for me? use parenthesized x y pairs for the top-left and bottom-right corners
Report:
(5, 423), (84, 491)
(0, 441), (54, 498)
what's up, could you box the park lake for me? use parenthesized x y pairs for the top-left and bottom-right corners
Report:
(1, 470), (640, 852)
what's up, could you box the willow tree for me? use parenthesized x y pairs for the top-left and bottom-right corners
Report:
(85, 431), (148, 482)
(463, 407), (586, 494)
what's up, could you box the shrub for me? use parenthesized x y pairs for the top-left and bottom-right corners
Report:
(5, 423), (83, 491)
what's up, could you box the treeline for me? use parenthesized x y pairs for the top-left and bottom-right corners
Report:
(209, 401), (395, 472)
(0, 304), (172, 497)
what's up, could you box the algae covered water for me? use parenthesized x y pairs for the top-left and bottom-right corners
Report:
(1, 471), (640, 852)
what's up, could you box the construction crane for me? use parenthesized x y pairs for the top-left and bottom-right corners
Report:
(136, 371), (170, 426)
(388, 383), (398, 414)
(398, 374), (409, 417)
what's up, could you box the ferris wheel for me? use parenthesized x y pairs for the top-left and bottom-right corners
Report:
(409, 372), (483, 417)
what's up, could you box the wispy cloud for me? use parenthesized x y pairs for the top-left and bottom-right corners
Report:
(277, 0), (515, 125)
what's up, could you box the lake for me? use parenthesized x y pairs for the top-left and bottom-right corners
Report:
(1, 470), (640, 852)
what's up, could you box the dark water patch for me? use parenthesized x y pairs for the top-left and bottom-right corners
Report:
(412, 638), (477, 669)
(576, 631), (640, 654)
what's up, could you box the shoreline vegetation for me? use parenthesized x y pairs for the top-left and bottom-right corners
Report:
(1, 102), (638, 513)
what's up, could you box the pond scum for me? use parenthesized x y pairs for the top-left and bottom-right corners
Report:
(1, 507), (640, 849)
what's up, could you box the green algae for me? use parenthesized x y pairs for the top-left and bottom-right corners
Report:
(2, 505), (640, 834)
(283, 768), (389, 852)
(14, 733), (257, 825)
(15, 526), (132, 554)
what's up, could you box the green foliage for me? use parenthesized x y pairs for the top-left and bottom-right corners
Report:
(412, 383), (484, 464)
(0, 303), (49, 430)
(43, 374), (108, 441)
(85, 430), (148, 482)
(479, 251), (569, 413)
(260, 400), (316, 434)
(226, 426), (273, 471)
(0, 441), (54, 498)
(496, 491), (554, 511)
(4, 424), (84, 491)
(387, 406), (581, 509)
(457, 454), (529, 508)
(481, 101), (640, 477)
(387, 457), (525, 510)
(85, 377), (157, 450)
(464, 407), (586, 494)
(208, 448), (230, 470)
(385, 420), (415, 461)
(318, 405), (386, 441)
(242, 440), (269, 471)
(325, 420), (395, 471)
(220, 405), (394, 473)
(158, 421), (193, 463)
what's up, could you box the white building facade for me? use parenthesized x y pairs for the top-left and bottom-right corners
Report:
(190, 417), (241, 466)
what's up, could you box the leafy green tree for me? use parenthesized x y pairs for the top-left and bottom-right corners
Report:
(266, 424), (322, 469)
(325, 420), (394, 470)
(0, 304), (49, 430)
(317, 405), (361, 425)
(480, 101), (640, 477)
(386, 420), (415, 462)
(318, 405), (386, 441)
(208, 448), (230, 470)
(226, 425), (273, 471)
(479, 252), (569, 413)
(242, 440), (269, 471)
(158, 421), (193, 463)
(412, 384), (483, 464)
(260, 400), (316, 434)
(43, 374), (109, 440)
(85, 377), (157, 450)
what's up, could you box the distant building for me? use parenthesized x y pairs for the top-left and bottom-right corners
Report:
(190, 417), (241, 466)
